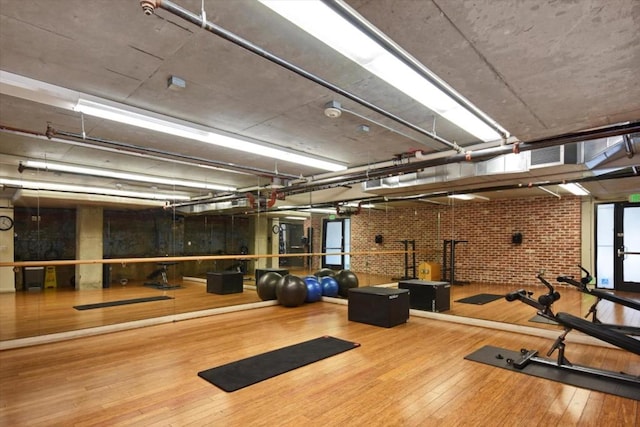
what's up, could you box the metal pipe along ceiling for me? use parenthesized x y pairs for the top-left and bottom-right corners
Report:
(139, 0), (461, 152)
(280, 121), (640, 196)
(168, 120), (640, 208)
(39, 126), (298, 180)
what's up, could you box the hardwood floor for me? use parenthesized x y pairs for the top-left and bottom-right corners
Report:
(1, 271), (638, 341)
(0, 302), (638, 426)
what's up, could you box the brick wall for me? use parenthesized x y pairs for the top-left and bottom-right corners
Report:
(350, 196), (582, 287)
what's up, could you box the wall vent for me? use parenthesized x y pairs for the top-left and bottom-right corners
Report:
(530, 143), (580, 169)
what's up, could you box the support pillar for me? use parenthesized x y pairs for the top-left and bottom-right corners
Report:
(75, 206), (103, 289)
(250, 215), (269, 270)
(0, 202), (15, 292)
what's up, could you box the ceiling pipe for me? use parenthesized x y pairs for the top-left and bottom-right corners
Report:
(301, 166), (640, 209)
(168, 164), (640, 211)
(280, 120), (640, 196)
(1, 126), (293, 180)
(166, 121), (640, 208)
(139, 0), (462, 152)
(42, 125), (298, 180)
(623, 134), (635, 159)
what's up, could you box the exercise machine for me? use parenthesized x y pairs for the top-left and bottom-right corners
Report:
(145, 262), (180, 290)
(556, 265), (640, 335)
(503, 272), (639, 390)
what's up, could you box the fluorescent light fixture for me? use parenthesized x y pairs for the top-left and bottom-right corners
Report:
(284, 216), (307, 220)
(259, 0), (508, 142)
(448, 194), (474, 200)
(346, 202), (374, 209)
(22, 160), (236, 192)
(74, 98), (346, 172)
(304, 208), (337, 214)
(559, 183), (590, 196)
(447, 194), (490, 201)
(0, 178), (190, 201)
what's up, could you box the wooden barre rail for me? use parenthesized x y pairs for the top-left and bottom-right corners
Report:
(0, 250), (418, 268)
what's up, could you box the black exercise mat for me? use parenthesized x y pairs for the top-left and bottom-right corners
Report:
(455, 293), (504, 305)
(144, 283), (183, 290)
(198, 336), (360, 392)
(73, 295), (173, 310)
(529, 314), (559, 325)
(465, 345), (640, 401)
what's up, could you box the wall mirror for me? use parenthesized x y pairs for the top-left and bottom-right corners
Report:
(1, 1), (639, 347)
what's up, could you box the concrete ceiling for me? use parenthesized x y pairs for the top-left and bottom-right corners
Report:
(0, 0), (639, 212)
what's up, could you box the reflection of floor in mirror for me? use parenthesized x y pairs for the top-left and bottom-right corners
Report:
(1, 273), (638, 342)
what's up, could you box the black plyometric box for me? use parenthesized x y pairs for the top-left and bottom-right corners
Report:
(207, 271), (243, 294)
(255, 268), (289, 284)
(398, 279), (450, 312)
(348, 287), (409, 328)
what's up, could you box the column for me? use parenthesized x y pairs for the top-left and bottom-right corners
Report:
(0, 202), (15, 292)
(75, 206), (103, 289)
(249, 215), (269, 270)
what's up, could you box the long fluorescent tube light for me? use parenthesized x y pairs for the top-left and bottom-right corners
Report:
(0, 178), (190, 201)
(448, 194), (475, 200)
(22, 160), (236, 192)
(74, 98), (347, 172)
(304, 208), (337, 214)
(559, 182), (590, 196)
(447, 194), (490, 201)
(345, 202), (374, 209)
(259, 0), (507, 142)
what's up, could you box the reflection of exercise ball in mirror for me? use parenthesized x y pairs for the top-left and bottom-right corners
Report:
(320, 276), (339, 297)
(335, 269), (359, 298)
(256, 272), (282, 301)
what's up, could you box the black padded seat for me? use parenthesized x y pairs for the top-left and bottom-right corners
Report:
(589, 289), (640, 311)
(555, 312), (640, 356)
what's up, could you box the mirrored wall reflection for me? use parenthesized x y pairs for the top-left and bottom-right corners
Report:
(2, 178), (601, 342)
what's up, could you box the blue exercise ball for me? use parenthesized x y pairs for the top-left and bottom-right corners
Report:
(276, 275), (308, 307)
(320, 276), (339, 297)
(314, 268), (335, 278)
(256, 272), (282, 301)
(303, 275), (322, 302)
(335, 269), (359, 298)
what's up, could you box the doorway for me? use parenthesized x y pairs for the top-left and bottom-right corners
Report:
(322, 218), (350, 270)
(596, 202), (640, 292)
(277, 222), (305, 268)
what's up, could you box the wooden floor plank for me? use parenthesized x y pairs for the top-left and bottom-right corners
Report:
(1, 277), (638, 425)
(3, 301), (636, 425)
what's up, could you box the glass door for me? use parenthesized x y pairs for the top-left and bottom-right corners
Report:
(322, 218), (350, 270)
(616, 203), (640, 292)
(596, 202), (640, 292)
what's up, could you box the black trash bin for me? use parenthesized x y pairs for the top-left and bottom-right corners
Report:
(23, 266), (44, 291)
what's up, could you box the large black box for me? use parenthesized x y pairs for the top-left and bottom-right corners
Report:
(207, 271), (243, 294)
(398, 279), (450, 312)
(348, 287), (409, 328)
(23, 266), (44, 291)
(255, 268), (289, 284)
